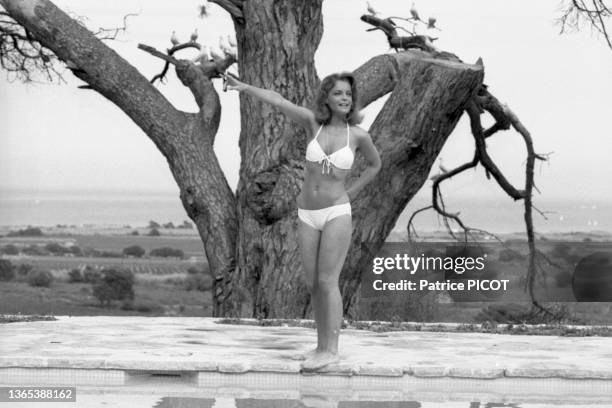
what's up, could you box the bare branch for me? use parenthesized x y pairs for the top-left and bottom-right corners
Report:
(92, 12), (137, 40)
(557, 0), (612, 50)
(467, 101), (525, 200)
(0, 8), (137, 83)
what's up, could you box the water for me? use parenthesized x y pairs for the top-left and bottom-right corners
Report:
(1, 189), (612, 233)
(3, 391), (609, 408)
(0, 189), (188, 228)
(2, 372), (611, 408)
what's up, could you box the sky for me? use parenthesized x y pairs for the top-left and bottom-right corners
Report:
(1, 0), (611, 202)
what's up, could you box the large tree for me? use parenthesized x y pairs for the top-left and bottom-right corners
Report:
(1, 0), (546, 317)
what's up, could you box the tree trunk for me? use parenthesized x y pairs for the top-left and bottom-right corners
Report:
(228, 0), (324, 317)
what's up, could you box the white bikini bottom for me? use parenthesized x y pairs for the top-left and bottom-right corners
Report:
(297, 202), (351, 231)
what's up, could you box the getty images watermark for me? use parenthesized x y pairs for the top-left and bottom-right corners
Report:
(370, 251), (508, 292)
(361, 242), (612, 303)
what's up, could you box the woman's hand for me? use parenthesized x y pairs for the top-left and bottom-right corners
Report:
(224, 72), (247, 92)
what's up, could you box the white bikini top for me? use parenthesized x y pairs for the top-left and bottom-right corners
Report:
(306, 123), (354, 174)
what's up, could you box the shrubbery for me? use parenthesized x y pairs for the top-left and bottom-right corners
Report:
(0, 259), (15, 281)
(68, 268), (84, 283)
(7, 227), (43, 237)
(82, 266), (102, 283)
(179, 220), (193, 229)
(150, 247), (184, 258)
(22, 245), (48, 256)
(27, 269), (53, 287)
(16, 264), (33, 277)
(45, 242), (72, 255)
(123, 245), (145, 258)
(148, 220), (161, 229)
(147, 228), (161, 236)
(1, 244), (19, 255)
(92, 268), (135, 306)
(185, 273), (212, 291)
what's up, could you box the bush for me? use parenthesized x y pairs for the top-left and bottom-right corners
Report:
(7, 226), (43, 237)
(45, 242), (71, 255)
(148, 220), (161, 228)
(0, 259), (15, 281)
(68, 268), (83, 283)
(1, 244), (19, 255)
(147, 228), (161, 237)
(130, 230), (140, 236)
(82, 266), (102, 283)
(92, 268), (135, 306)
(185, 273), (212, 291)
(123, 245), (145, 258)
(163, 222), (175, 229)
(179, 220), (194, 229)
(16, 264), (33, 276)
(150, 247), (184, 258)
(69, 246), (82, 256)
(22, 244), (48, 256)
(27, 270), (53, 287)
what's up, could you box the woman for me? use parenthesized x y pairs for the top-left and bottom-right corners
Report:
(226, 72), (381, 371)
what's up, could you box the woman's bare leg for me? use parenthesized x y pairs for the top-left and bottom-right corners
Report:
(302, 214), (352, 370)
(296, 219), (322, 359)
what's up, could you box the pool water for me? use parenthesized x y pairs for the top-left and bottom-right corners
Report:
(1, 370), (611, 408)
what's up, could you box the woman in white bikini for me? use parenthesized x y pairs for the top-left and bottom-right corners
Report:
(226, 72), (381, 371)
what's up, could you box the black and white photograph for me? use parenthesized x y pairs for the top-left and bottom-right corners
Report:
(1, 0), (612, 407)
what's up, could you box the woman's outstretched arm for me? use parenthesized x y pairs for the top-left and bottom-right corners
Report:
(225, 74), (315, 130)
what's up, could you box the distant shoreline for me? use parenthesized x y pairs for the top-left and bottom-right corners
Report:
(1, 223), (611, 242)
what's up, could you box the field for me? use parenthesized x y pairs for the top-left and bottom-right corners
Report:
(0, 279), (212, 317)
(0, 230), (212, 317)
(1, 228), (611, 323)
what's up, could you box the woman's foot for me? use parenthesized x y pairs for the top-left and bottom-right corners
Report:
(290, 347), (319, 361)
(300, 350), (340, 371)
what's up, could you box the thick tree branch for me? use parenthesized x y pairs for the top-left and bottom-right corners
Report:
(209, 0), (244, 23)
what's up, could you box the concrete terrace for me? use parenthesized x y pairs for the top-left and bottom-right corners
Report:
(1, 316), (612, 402)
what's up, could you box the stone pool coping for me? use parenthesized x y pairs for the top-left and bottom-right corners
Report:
(1, 316), (611, 381)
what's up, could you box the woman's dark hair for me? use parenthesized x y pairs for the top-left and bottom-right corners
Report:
(313, 72), (363, 125)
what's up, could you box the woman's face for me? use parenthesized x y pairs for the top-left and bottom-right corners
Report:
(326, 80), (352, 116)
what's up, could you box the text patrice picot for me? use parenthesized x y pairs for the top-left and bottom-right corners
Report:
(370, 253), (509, 292)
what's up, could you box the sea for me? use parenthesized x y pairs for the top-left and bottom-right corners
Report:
(1, 188), (611, 234)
